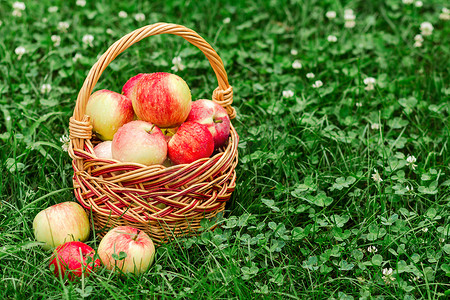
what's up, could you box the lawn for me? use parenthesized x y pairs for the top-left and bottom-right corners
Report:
(1, 0), (449, 299)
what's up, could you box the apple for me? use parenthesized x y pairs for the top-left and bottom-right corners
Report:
(93, 141), (113, 159)
(132, 72), (191, 128)
(33, 202), (90, 250)
(97, 226), (155, 275)
(168, 121), (214, 165)
(122, 73), (145, 102)
(112, 120), (167, 165)
(49, 241), (101, 281)
(86, 89), (134, 140)
(186, 99), (231, 149)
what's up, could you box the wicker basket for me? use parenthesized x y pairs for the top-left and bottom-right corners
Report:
(68, 23), (238, 245)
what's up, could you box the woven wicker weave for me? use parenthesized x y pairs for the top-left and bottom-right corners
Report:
(68, 23), (238, 245)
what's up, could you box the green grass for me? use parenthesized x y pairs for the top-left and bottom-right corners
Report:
(1, 0), (449, 299)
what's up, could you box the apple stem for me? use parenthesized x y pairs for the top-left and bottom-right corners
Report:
(213, 119), (223, 124)
(133, 231), (140, 241)
(146, 125), (155, 134)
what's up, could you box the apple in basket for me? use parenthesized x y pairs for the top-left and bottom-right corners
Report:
(127, 72), (192, 128)
(33, 202), (90, 250)
(168, 121), (214, 165)
(97, 226), (156, 275)
(186, 99), (231, 149)
(112, 120), (167, 165)
(122, 73), (145, 102)
(86, 89), (134, 141)
(94, 141), (113, 159)
(49, 241), (101, 281)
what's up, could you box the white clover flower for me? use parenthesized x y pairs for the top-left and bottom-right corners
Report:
(406, 185), (414, 193)
(420, 22), (433, 36)
(13, 2), (26, 10)
(12, 9), (22, 17)
(282, 90), (294, 98)
(345, 20), (356, 28)
(372, 169), (383, 182)
(406, 155), (417, 170)
(42, 18), (48, 23)
(306, 72), (315, 79)
(382, 268), (396, 284)
(48, 6), (58, 13)
(363, 77), (376, 91)
(326, 11), (336, 19)
(223, 17), (231, 24)
(344, 9), (354, 16)
(292, 59), (302, 69)
(60, 134), (70, 152)
(73, 53), (83, 62)
(402, 0), (413, 4)
(76, 0), (86, 7)
(171, 56), (185, 72)
(51, 35), (61, 47)
(82, 34), (94, 46)
(415, 1), (423, 7)
(106, 28), (114, 35)
(40, 83), (52, 94)
(371, 123), (380, 130)
(327, 35), (337, 42)
(414, 34), (424, 43)
(367, 246), (378, 253)
(15, 46), (26, 59)
(58, 21), (70, 32)
(312, 80), (323, 88)
(439, 8), (450, 20)
(134, 13), (145, 22)
(356, 102), (363, 107)
(118, 11), (128, 18)
(422, 227), (428, 232)
(290, 49), (298, 55)
(414, 41), (422, 48)
(439, 238), (445, 243)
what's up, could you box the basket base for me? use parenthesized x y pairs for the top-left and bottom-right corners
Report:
(88, 202), (226, 245)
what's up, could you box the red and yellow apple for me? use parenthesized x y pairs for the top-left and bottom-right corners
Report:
(122, 73), (145, 102)
(168, 121), (214, 165)
(131, 72), (191, 128)
(33, 202), (90, 250)
(186, 99), (231, 149)
(112, 120), (167, 165)
(86, 89), (134, 140)
(49, 241), (101, 281)
(97, 226), (155, 275)
(93, 141), (113, 159)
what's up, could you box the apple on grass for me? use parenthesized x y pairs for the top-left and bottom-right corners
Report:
(93, 141), (112, 159)
(168, 121), (214, 165)
(33, 202), (90, 250)
(130, 72), (192, 128)
(97, 226), (155, 275)
(112, 120), (167, 165)
(86, 89), (134, 141)
(186, 99), (231, 149)
(49, 241), (101, 281)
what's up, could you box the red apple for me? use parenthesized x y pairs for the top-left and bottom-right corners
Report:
(93, 141), (112, 159)
(33, 202), (90, 250)
(132, 72), (191, 128)
(97, 226), (155, 275)
(112, 120), (167, 165)
(122, 73), (145, 102)
(49, 241), (101, 281)
(86, 89), (134, 141)
(186, 99), (231, 149)
(168, 122), (214, 165)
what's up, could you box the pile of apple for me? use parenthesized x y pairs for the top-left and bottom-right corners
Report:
(33, 201), (155, 280)
(87, 72), (231, 166)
